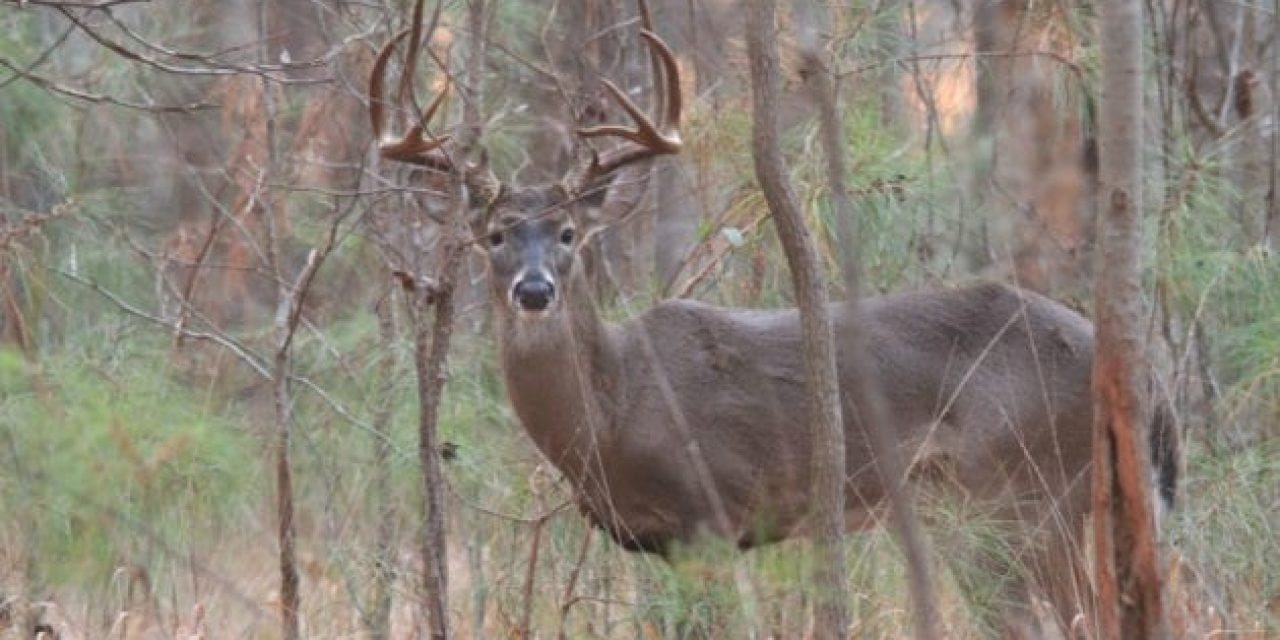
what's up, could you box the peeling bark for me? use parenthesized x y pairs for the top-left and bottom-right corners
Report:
(1092, 0), (1166, 636)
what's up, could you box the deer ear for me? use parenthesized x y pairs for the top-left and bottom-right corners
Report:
(568, 177), (615, 247)
(464, 151), (502, 208)
(554, 174), (612, 242)
(467, 207), (491, 251)
(562, 148), (655, 237)
(464, 154), (503, 246)
(583, 161), (655, 237)
(577, 174), (615, 209)
(561, 147), (609, 209)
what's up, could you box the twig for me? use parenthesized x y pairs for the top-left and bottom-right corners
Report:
(169, 217), (229, 352)
(555, 529), (593, 640)
(517, 511), (553, 638)
(0, 23), (73, 91)
(670, 211), (769, 299)
(843, 49), (1086, 87)
(53, 268), (272, 379)
(0, 200), (75, 251)
(4, 0), (146, 8)
(54, 7), (333, 84)
(0, 55), (216, 112)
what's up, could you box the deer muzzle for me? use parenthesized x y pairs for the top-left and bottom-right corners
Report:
(511, 271), (556, 314)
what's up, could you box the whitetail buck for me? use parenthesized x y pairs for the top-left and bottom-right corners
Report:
(369, 8), (1179, 636)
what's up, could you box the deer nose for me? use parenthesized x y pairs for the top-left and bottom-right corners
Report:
(513, 279), (555, 311)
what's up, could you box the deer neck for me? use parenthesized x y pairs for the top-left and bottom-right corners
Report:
(496, 269), (619, 479)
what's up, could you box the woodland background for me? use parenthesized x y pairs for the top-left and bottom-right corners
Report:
(0, 0), (1277, 637)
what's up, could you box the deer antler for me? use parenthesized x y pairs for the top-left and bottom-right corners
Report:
(563, 26), (683, 197)
(368, 3), (502, 204)
(369, 27), (453, 170)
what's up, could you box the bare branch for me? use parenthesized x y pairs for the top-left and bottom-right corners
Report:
(53, 268), (272, 379)
(0, 54), (217, 112)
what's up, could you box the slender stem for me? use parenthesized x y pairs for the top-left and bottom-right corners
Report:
(794, 3), (940, 638)
(745, 3), (849, 637)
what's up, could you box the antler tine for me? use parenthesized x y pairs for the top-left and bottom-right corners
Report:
(368, 26), (453, 170)
(368, 28), (407, 145)
(635, 0), (666, 130)
(650, 30), (682, 135)
(569, 28), (683, 192)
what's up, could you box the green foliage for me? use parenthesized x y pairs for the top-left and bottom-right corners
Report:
(1171, 440), (1280, 630)
(1163, 163), (1280, 429)
(0, 345), (252, 585)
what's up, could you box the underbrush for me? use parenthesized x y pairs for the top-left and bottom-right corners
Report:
(3, 324), (1275, 638)
(0, 343), (251, 590)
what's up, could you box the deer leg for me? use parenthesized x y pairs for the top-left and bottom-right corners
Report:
(907, 450), (1042, 636)
(660, 545), (742, 640)
(917, 475), (1070, 639)
(1019, 488), (1095, 639)
(989, 481), (1094, 640)
(931, 507), (1040, 638)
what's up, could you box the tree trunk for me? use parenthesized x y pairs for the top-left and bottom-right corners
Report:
(1092, 0), (1166, 637)
(259, 2), (300, 636)
(413, 249), (459, 640)
(409, 2), (490, 638)
(365, 292), (400, 640)
(790, 4), (940, 639)
(972, 1), (1091, 296)
(744, 3), (848, 638)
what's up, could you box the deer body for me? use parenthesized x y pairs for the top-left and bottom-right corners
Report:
(498, 264), (1100, 556)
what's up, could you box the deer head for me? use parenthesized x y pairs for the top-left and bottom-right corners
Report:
(368, 8), (681, 320)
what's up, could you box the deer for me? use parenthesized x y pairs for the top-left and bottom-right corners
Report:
(368, 7), (1180, 637)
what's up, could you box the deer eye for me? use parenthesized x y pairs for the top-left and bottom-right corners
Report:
(559, 227), (576, 245)
(488, 230), (504, 248)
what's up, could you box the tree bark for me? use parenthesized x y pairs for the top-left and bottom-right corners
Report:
(790, 4), (940, 639)
(409, 2), (490, 638)
(365, 292), (400, 640)
(259, 2), (299, 636)
(413, 248), (459, 640)
(1092, 0), (1166, 637)
(972, 1), (1092, 296)
(744, 3), (848, 638)
(389, 4), (451, 636)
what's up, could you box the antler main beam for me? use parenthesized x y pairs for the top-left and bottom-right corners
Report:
(565, 27), (683, 195)
(368, 27), (453, 171)
(368, 4), (502, 203)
